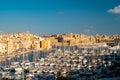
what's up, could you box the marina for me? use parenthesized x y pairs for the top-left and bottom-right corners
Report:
(0, 44), (120, 80)
(1, 0), (120, 79)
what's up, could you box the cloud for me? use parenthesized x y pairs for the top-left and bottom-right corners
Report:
(108, 5), (120, 14)
(83, 26), (95, 35)
(84, 29), (94, 34)
(84, 29), (92, 33)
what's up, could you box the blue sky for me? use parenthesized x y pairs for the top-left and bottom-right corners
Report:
(0, 0), (120, 35)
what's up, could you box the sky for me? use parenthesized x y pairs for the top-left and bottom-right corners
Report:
(0, 0), (120, 35)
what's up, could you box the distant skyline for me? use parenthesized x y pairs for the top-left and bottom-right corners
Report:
(0, 0), (120, 35)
